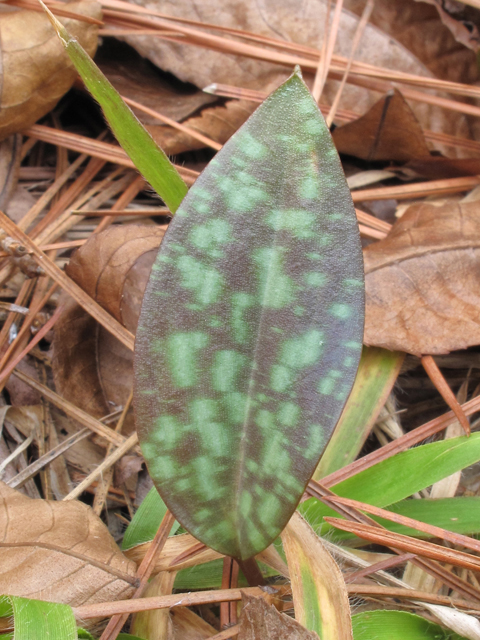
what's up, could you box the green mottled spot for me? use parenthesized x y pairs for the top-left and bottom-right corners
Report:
(300, 176), (319, 199)
(217, 172), (269, 213)
(258, 493), (283, 531)
(318, 369), (342, 395)
(255, 409), (276, 432)
(307, 252), (322, 260)
(190, 398), (218, 424)
(246, 459), (259, 473)
(345, 340), (362, 350)
(304, 118), (324, 136)
(343, 278), (364, 289)
(266, 209), (316, 239)
(343, 355), (355, 368)
(237, 131), (267, 159)
(174, 478), (191, 492)
(271, 327), (283, 334)
(167, 331), (209, 388)
(152, 415), (183, 449)
(231, 292), (255, 344)
(190, 187), (213, 215)
(329, 302), (352, 319)
(263, 433), (290, 474)
(305, 425), (325, 458)
(245, 523), (269, 553)
(270, 364), (294, 393)
(208, 316), (223, 328)
(277, 402), (300, 427)
(294, 306), (305, 316)
(200, 421), (229, 457)
(195, 508), (211, 523)
(193, 456), (223, 500)
(240, 490), (252, 518)
(148, 456), (176, 478)
(212, 350), (247, 392)
(177, 255), (224, 306)
(253, 247), (295, 309)
(280, 330), (324, 369)
(305, 272), (326, 287)
(222, 392), (248, 424)
(188, 219), (232, 257)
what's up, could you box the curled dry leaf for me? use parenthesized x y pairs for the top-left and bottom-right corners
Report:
(52, 225), (165, 418)
(0, 0), (101, 140)
(364, 199), (480, 355)
(239, 593), (319, 640)
(0, 481), (136, 612)
(131, 571), (176, 640)
(332, 89), (430, 163)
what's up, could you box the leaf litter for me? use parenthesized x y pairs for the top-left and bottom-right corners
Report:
(2, 0), (480, 638)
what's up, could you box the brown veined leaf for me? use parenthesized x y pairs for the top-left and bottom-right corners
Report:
(52, 224), (165, 419)
(0, 481), (136, 615)
(122, 0), (470, 150)
(147, 99), (256, 155)
(238, 593), (319, 640)
(0, 0), (101, 140)
(332, 89), (430, 163)
(364, 199), (480, 355)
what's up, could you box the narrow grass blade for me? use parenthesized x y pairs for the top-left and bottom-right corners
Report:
(40, 2), (188, 213)
(135, 68), (364, 560)
(282, 511), (353, 639)
(314, 347), (404, 479)
(302, 433), (480, 535)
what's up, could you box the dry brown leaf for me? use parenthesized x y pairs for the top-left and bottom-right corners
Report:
(147, 99), (256, 155)
(415, 0), (480, 54)
(97, 39), (217, 124)
(239, 594), (319, 640)
(0, 481), (136, 610)
(52, 225), (164, 418)
(0, 134), (21, 211)
(123, 0), (470, 149)
(0, 1), (101, 140)
(344, 0), (478, 84)
(364, 199), (480, 355)
(65, 224), (165, 328)
(332, 89), (430, 162)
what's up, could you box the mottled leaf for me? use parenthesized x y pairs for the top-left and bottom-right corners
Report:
(135, 69), (364, 560)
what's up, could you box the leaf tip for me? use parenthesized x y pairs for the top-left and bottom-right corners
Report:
(293, 65), (303, 80)
(38, 0), (69, 45)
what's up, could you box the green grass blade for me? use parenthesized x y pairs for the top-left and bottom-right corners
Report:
(301, 433), (480, 534)
(0, 596), (76, 640)
(121, 487), (179, 551)
(41, 3), (187, 213)
(314, 347), (404, 479)
(135, 68), (364, 560)
(352, 611), (466, 639)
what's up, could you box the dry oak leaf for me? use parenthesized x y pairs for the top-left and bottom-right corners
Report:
(53, 225), (165, 419)
(0, 0), (101, 140)
(239, 594), (319, 640)
(0, 481), (136, 608)
(123, 0), (470, 152)
(364, 200), (480, 356)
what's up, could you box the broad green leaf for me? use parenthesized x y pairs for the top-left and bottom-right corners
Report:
(0, 596), (76, 640)
(41, 3), (187, 213)
(314, 346), (404, 479)
(122, 487), (179, 551)
(134, 68), (364, 560)
(301, 433), (480, 534)
(352, 610), (466, 639)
